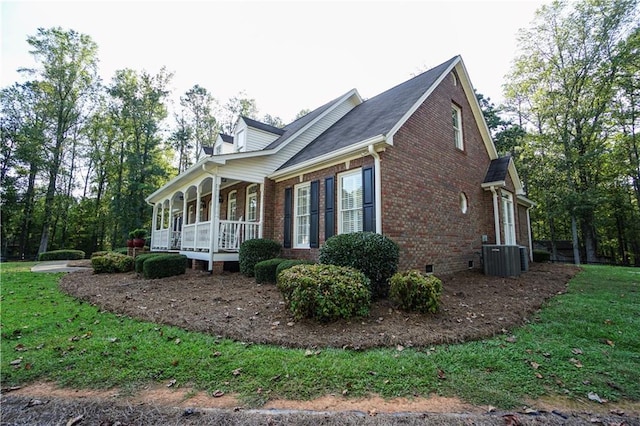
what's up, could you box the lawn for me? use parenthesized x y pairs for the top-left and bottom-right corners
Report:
(1, 262), (638, 408)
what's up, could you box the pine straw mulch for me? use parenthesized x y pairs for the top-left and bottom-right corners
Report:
(59, 262), (580, 350)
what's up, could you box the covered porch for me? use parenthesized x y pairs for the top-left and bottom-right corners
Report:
(148, 171), (265, 269)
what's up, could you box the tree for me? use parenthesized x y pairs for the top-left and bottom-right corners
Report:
(20, 27), (99, 256)
(222, 91), (258, 134)
(504, 0), (639, 264)
(107, 68), (174, 245)
(180, 84), (219, 163)
(262, 113), (285, 128)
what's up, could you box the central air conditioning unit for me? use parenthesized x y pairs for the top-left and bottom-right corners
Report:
(482, 245), (522, 277)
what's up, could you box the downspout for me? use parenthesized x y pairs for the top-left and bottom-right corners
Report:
(526, 205), (533, 261)
(489, 186), (501, 245)
(368, 145), (383, 234)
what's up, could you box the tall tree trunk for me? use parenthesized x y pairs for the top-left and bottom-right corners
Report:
(571, 215), (581, 266)
(19, 163), (38, 259)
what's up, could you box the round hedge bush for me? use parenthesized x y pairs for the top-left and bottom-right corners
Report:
(38, 249), (85, 261)
(134, 253), (165, 274)
(142, 254), (187, 279)
(254, 258), (287, 284)
(275, 259), (315, 278)
(91, 252), (134, 274)
(319, 232), (399, 299)
(277, 264), (371, 322)
(239, 239), (282, 277)
(389, 270), (442, 314)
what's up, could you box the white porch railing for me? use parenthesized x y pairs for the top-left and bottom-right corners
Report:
(218, 220), (260, 251)
(150, 220), (260, 253)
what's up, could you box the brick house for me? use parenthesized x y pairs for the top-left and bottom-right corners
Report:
(146, 55), (534, 274)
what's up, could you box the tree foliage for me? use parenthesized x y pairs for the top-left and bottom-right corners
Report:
(504, 0), (640, 265)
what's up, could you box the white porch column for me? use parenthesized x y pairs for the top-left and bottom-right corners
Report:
(490, 186), (501, 245)
(151, 203), (158, 248)
(209, 176), (220, 270)
(258, 182), (265, 238)
(182, 192), (188, 250)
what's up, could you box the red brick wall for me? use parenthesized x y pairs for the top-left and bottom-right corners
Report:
(270, 157), (373, 261)
(379, 70), (494, 274)
(261, 70), (526, 275)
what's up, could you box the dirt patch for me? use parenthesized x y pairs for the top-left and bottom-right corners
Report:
(59, 262), (579, 349)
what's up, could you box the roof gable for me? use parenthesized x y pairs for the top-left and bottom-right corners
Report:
(279, 56), (459, 169)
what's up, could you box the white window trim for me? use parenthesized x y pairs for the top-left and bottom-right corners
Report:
(227, 190), (237, 221)
(246, 184), (258, 222)
(452, 104), (463, 150)
(293, 182), (311, 249)
(501, 190), (516, 245)
(337, 169), (363, 235)
(236, 129), (246, 152)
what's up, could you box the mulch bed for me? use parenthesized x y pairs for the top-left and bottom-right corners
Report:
(59, 262), (580, 349)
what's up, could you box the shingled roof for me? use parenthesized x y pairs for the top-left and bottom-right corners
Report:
(278, 56), (458, 170)
(483, 156), (511, 184)
(262, 92), (351, 151)
(241, 116), (285, 135)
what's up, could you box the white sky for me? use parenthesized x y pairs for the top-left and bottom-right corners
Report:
(1, 0), (545, 123)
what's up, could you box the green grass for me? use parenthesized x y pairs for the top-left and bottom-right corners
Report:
(1, 262), (638, 408)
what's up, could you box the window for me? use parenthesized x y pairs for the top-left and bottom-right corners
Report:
(452, 104), (463, 150)
(246, 184), (258, 222)
(294, 183), (310, 248)
(338, 170), (363, 234)
(501, 191), (516, 245)
(460, 192), (468, 214)
(236, 129), (245, 152)
(227, 191), (237, 221)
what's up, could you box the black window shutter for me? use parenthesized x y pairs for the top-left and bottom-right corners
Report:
(362, 166), (375, 232)
(283, 187), (292, 248)
(310, 180), (319, 248)
(324, 176), (335, 240)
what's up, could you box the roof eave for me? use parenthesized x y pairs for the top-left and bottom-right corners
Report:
(269, 134), (388, 181)
(481, 181), (506, 189)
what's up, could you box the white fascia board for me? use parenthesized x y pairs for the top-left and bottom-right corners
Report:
(455, 60), (499, 160)
(386, 57), (461, 144)
(269, 134), (387, 181)
(145, 157), (225, 202)
(269, 89), (362, 154)
(481, 181), (506, 189)
(517, 194), (536, 207)
(508, 159), (525, 195)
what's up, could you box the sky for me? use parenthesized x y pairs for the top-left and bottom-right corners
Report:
(1, 0), (546, 123)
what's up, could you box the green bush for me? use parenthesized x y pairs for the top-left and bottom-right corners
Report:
(533, 249), (551, 262)
(277, 264), (371, 322)
(134, 253), (164, 274)
(319, 232), (399, 299)
(143, 254), (187, 279)
(254, 258), (288, 284)
(90, 251), (109, 258)
(113, 247), (128, 255)
(239, 239), (282, 277)
(91, 252), (134, 274)
(389, 270), (442, 314)
(275, 259), (315, 279)
(38, 249), (85, 261)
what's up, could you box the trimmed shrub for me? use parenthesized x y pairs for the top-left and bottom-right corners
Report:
(319, 232), (399, 299)
(134, 253), (164, 274)
(38, 249), (85, 261)
(143, 254), (187, 279)
(113, 247), (128, 255)
(91, 252), (134, 274)
(389, 270), (442, 314)
(239, 239), (282, 277)
(275, 259), (315, 279)
(254, 258), (287, 284)
(90, 251), (109, 258)
(533, 250), (551, 262)
(277, 264), (371, 322)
